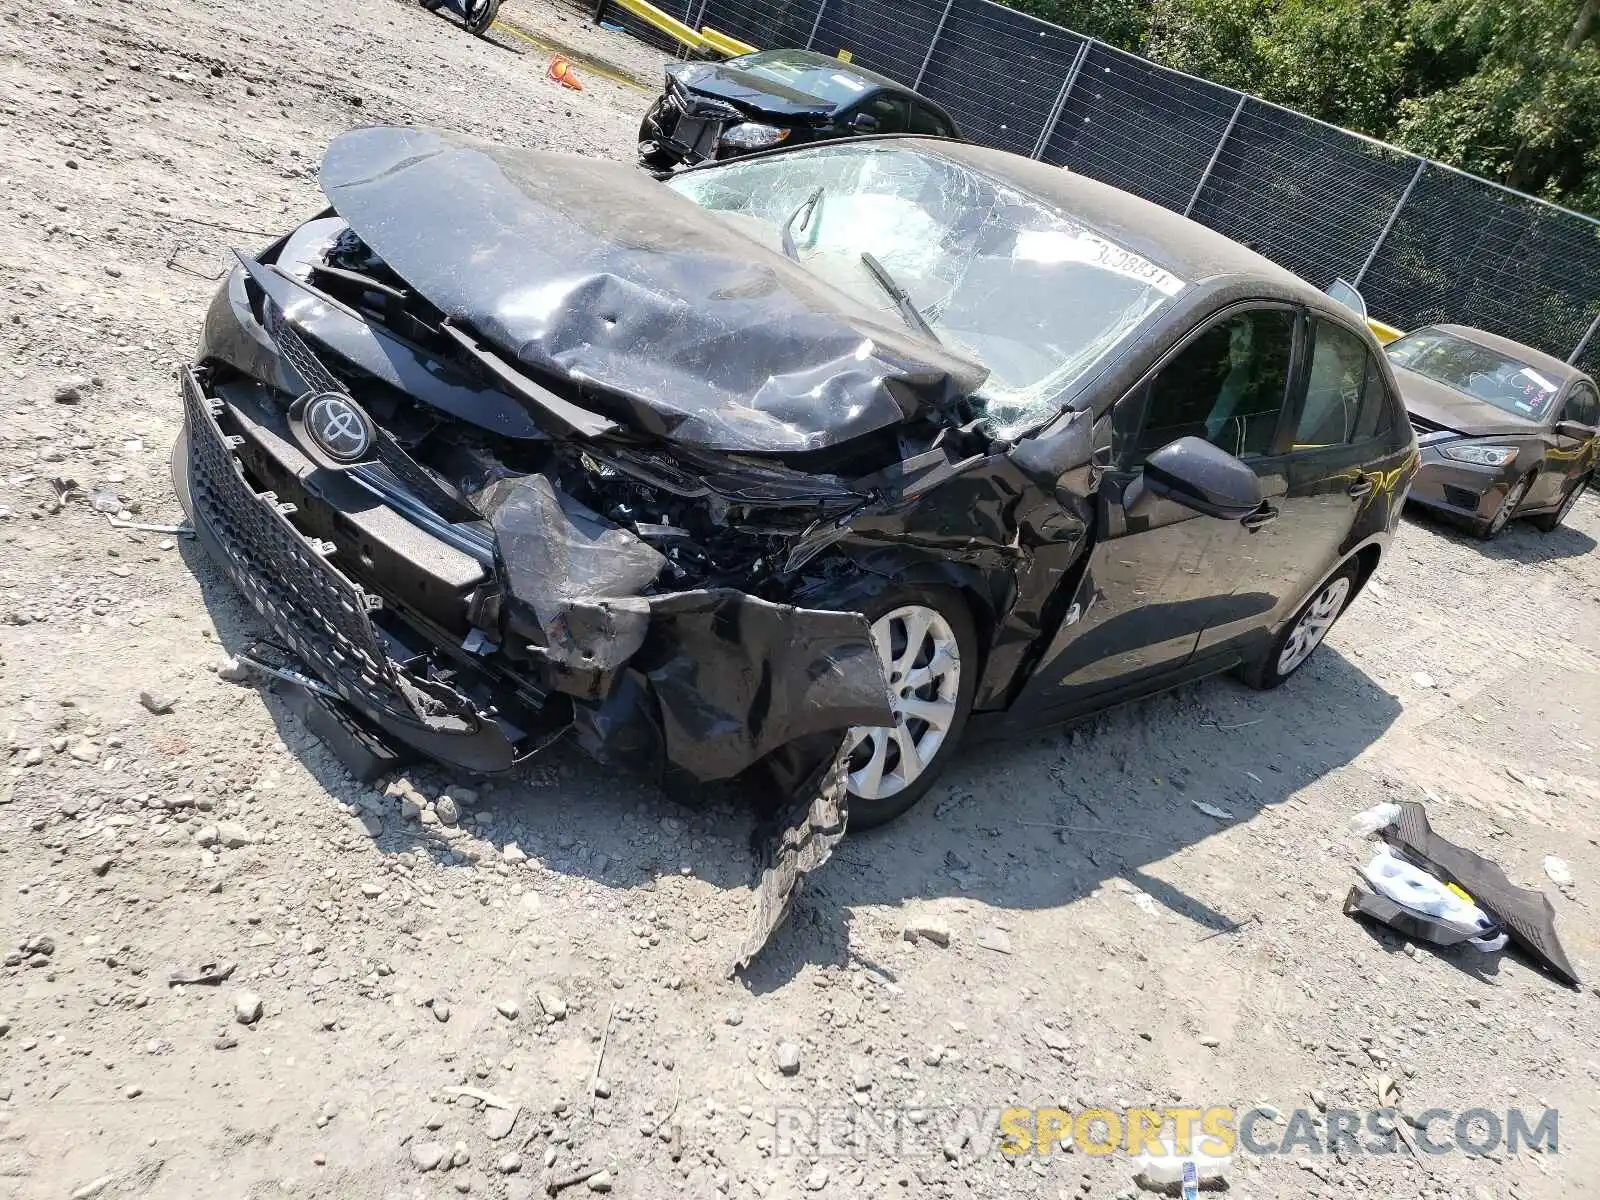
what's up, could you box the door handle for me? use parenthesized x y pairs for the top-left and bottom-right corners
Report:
(1347, 477), (1375, 499)
(1241, 503), (1279, 531)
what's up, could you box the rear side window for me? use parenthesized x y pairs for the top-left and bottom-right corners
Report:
(1296, 319), (1390, 446)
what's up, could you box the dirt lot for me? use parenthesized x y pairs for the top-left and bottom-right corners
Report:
(3, 2), (1600, 1198)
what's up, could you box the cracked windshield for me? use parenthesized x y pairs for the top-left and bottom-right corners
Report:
(669, 142), (1185, 432)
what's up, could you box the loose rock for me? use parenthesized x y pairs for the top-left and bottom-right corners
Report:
(234, 991), (263, 1026)
(411, 1141), (446, 1172)
(903, 916), (952, 947)
(776, 1041), (801, 1076)
(484, 1104), (519, 1141)
(138, 689), (178, 714)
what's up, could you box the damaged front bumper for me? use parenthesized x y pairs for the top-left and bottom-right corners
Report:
(172, 364), (891, 969)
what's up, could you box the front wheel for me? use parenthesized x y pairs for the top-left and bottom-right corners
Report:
(1529, 472), (1590, 533)
(1476, 472), (1532, 540)
(843, 587), (977, 830)
(1241, 562), (1359, 690)
(466, 0), (500, 34)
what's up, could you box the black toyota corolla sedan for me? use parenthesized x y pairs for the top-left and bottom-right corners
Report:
(173, 128), (1415, 962)
(1384, 324), (1599, 539)
(637, 48), (961, 172)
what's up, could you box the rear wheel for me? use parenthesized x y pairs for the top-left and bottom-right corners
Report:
(1529, 472), (1590, 533)
(1476, 472), (1532, 540)
(1242, 561), (1359, 690)
(843, 587), (977, 830)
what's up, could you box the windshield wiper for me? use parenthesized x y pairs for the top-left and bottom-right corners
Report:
(780, 186), (824, 261)
(859, 252), (942, 346)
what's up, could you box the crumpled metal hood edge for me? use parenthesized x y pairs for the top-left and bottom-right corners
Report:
(317, 126), (988, 455)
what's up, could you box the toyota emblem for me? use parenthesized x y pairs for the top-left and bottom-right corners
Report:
(305, 393), (372, 463)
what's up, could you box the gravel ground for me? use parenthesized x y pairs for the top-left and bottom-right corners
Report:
(3, 2), (1599, 1198)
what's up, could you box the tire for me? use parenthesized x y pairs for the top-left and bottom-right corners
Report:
(1241, 560), (1361, 690)
(466, 0), (500, 35)
(419, 0), (446, 10)
(638, 145), (677, 174)
(637, 99), (666, 145)
(1475, 472), (1533, 540)
(1529, 472), (1590, 533)
(843, 586), (978, 830)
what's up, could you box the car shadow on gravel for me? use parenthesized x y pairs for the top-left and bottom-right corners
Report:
(1403, 502), (1599, 561)
(741, 644), (1404, 991)
(181, 535), (1403, 987)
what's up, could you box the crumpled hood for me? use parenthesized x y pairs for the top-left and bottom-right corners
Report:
(1393, 365), (1543, 438)
(318, 126), (987, 454)
(670, 60), (836, 118)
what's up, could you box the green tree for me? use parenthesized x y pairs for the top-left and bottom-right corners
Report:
(1145, 0), (1414, 137)
(1396, 0), (1600, 210)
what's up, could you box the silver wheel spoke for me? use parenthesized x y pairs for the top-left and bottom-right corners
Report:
(904, 644), (956, 690)
(892, 723), (924, 782)
(895, 609), (931, 675)
(846, 603), (963, 802)
(853, 727), (889, 796)
(899, 696), (955, 729)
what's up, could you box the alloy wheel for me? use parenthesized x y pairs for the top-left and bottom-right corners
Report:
(1276, 576), (1351, 677)
(1488, 475), (1530, 535)
(845, 605), (961, 801)
(1556, 477), (1586, 523)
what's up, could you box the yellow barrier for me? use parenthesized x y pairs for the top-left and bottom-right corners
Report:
(1368, 318), (1405, 344)
(607, 0), (714, 53)
(700, 26), (757, 57)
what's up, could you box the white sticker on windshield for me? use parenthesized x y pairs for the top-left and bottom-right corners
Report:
(1013, 229), (1185, 296)
(831, 74), (866, 92)
(1517, 367), (1557, 394)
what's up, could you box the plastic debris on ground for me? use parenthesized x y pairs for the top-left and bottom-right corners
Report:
(1340, 800), (1579, 985)
(1133, 1134), (1230, 1195)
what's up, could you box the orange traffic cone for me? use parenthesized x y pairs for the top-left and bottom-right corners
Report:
(547, 55), (585, 90)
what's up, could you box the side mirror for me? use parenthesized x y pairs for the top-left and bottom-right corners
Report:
(1141, 436), (1263, 520)
(848, 113), (880, 133)
(1327, 278), (1368, 321)
(1555, 419), (1595, 439)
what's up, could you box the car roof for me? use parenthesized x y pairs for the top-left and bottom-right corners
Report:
(878, 137), (1326, 302)
(733, 49), (915, 100)
(1409, 324), (1591, 387)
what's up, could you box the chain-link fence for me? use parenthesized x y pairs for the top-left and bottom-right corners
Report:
(598, 0), (1600, 374)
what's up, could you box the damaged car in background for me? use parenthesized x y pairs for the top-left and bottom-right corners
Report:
(172, 127), (1418, 969)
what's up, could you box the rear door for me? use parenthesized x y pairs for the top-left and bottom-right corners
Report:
(1198, 313), (1406, 657)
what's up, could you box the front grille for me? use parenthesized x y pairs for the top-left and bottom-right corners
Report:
(182, 368), (433, 726)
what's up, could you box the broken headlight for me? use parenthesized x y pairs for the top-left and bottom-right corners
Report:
(720, 122), (790, 151)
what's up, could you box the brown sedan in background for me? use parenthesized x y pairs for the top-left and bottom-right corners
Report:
(1387, 325), (1599, 538)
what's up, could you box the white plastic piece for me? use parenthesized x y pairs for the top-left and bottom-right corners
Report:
(1133, 1135), (1230, 1192)
(1544, 856), (1574, 886)
(1361, 846), (1495, 938)
(1348, 802), (1402, 838)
